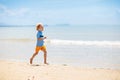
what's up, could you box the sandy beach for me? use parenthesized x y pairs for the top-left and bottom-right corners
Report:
(0, 60), (120, 80)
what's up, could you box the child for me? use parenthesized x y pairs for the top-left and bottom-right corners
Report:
(30, 23), (48, 64)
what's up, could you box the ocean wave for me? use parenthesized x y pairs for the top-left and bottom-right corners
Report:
(45, 39), (120, 47)
(1, 39), (120, 47)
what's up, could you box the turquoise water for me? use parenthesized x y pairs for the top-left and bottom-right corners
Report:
(0, 25), (120, 40)
(0, 25), (120, 69)
(45, 25), (120, 41)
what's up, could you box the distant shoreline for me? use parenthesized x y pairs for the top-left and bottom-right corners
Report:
(0, 25), (35, 27)
(0, 24), (120, 27)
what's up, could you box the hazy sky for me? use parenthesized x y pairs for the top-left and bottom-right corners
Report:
(0, 0), (120, 25)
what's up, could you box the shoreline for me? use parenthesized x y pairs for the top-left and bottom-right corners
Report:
(0, 58), (120, 70)
(0, 60), (120, 80)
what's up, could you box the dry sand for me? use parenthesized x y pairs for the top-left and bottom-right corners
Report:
(0, 60), (120, 80)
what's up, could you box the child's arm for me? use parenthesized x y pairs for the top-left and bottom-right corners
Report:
(38, 37), (47, 40)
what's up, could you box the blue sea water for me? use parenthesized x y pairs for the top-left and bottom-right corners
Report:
(0, 25), (120, 40)
(0, 25), (120, 69)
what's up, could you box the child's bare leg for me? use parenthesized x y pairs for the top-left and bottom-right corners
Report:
(30, 52), (38, 64)
(43, 50), (47, 64)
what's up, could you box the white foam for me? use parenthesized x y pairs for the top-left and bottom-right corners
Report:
(45, 39), (120, 47)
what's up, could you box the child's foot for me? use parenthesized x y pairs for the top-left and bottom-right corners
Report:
(30, 58), (33, 64)
(44, 62), (49, 65)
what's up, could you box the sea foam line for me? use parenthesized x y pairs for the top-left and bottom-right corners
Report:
(45, 39), (120, 47)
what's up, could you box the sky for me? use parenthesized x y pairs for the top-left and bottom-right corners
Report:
(0, 0), (120, 25)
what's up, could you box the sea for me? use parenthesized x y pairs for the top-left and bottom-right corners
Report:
(0, 25), (120, 69)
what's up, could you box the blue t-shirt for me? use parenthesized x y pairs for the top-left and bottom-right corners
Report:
(36, 31), (44, 46)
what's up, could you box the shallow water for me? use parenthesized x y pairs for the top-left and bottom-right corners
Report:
(0, 25), (120, 69)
